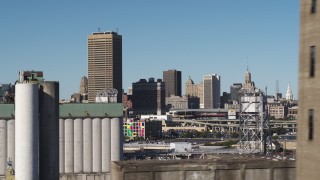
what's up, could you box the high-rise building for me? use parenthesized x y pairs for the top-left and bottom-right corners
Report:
(230, 83), (242, 102)
(185, 76), (198, 97)
(241, 67), (255, 92)
(132, 78), (165, 115)
(88, 32), (122, 103)
(297, 0), (320, 179)
(163, 69), (182, 97)
(203, 74), (221, 109)
(80, 76), (88, 95)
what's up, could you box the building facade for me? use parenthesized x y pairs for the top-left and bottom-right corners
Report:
(185, 76), (198, 97)
(88, 32), (122, 103)
(287, 107), (298, 120)
(165, 95), (200, 110)
(132, 78), (165, 115)
(268, 104), (287, 119)
(123, 119), (162, 139)
(297, 1), (320, 179)
(163, 69), (182, 97)
(203, 74), (221, 109)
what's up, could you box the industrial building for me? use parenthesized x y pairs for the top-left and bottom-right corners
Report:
(88, 31), (122, 103)
(110, 157), (295, 180)
(0, 102), (123, 179)
(297, 0), (320, 179)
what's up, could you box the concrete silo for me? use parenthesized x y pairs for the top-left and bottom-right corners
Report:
(111, 118), (123, 161)
(74, 118), (83, 173)
(7, 119), (15, 169)
(92, 118), (102, 172)
(15, 83), (39, 180)
(39, 81), (59, 180)
(83, 118), (93, 172)
(0, 119), (7, 175)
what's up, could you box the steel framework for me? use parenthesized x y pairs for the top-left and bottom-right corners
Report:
(238, 89), (271, 153)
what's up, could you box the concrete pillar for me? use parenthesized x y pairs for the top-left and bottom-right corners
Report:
(15, 83), (39, 180)
(59, 119), (65, 173)
(7, 119), (14, 169)
(102, 118), (111, 172)
(74, 118), (83, 173)
(0, 120), (7, 175)
(111, 118), (123, 161)
(93, 118), (102, 172)
(39, 81), (59, 180)
(83, 118), (92, 172)
(65, 118), (74, 173)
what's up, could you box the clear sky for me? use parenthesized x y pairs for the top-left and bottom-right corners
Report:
(0, 1), (299, 99)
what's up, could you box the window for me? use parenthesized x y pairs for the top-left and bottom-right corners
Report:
(310, 46), (316, 77)
(309, 109), (314, 140)
(311, 0), (317, 13)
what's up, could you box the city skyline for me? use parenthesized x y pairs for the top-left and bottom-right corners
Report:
(0, 1), (298, 99)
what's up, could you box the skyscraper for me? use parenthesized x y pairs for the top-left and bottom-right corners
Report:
(203, 74), (220, 109)
(88, 32), (122, 102)
(242, 67), (255, 92)
(163, 69), (182, 97)
(297, 0), (320, 179)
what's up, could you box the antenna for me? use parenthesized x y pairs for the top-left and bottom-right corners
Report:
(275, 80), (279, 94)
(98, 28), (101, 32)
(246, 56), (249, 71)
(116, 27), (119, 33)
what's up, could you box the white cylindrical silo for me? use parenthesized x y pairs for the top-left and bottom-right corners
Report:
(83, 118), (92, 172)
(64, 118), (74, 173)
(7, 119), (15, 169)
(92, 118), (102, 172)
(15, 83), (39, 180)
(74, 118), (83, 173)
(59, 119), (65, 173)
(111, 118), (123, 161)
(0, 120), (7, 175)
(102, 118), (111, 172)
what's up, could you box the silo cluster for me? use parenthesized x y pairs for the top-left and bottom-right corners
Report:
(59, 117), (123, 174)
(0, 80), (123, 179)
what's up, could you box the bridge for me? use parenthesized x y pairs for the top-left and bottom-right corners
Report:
(167, 118), (297, 132)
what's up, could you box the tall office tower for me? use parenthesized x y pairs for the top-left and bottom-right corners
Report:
(242, 67), (255, 92)
(88, 32), (122, 103)
(203, 74), (220, 109)
(163, 69), (182, 97)
(230, 83), (242, 102)
(132, 78), (165, 115)
(297, 1), (320, 179)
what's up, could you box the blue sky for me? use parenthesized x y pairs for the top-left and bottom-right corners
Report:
(0, 1), (299, 99)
